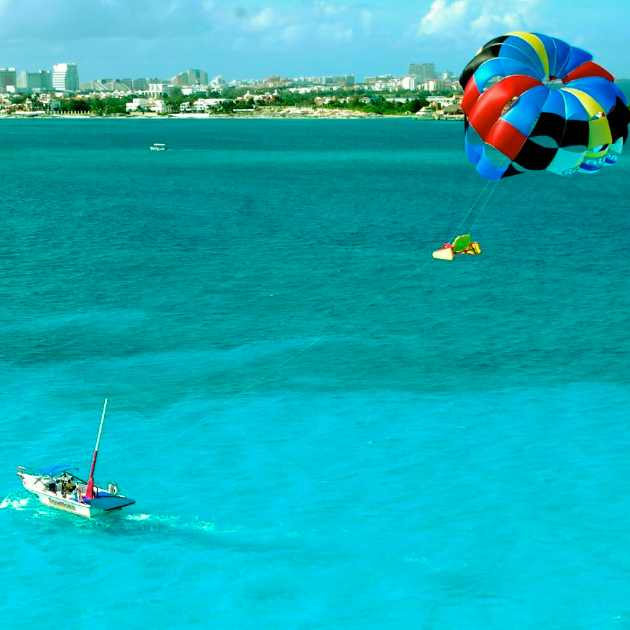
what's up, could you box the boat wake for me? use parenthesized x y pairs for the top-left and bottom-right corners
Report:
(1, 491), (73, 518)
(2, 491), (308, 554)
(0, 493), (29, 511)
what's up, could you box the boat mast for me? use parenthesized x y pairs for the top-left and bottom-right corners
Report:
(85, 399), (108, 500)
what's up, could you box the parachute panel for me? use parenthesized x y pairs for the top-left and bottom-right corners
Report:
(506, 31), (550, 77)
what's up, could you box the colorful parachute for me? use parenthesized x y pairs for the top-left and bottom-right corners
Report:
(459, 32), (630, 180)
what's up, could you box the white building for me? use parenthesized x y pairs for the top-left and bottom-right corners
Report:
(375, 78), (402, 91)
(53, 63), (79, 92)
(181, 86), (210, 96)
(148, 83), (175, 96)
(209, 76), (226, 90)
(423, 80), (444, 92)
(126, 98), (167, 113)
(401, 76), (416, 90)
(426, 95), (461, 108)
(191, 98), (229, 112)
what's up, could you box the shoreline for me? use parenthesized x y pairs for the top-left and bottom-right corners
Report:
(0, 107), (463, 121)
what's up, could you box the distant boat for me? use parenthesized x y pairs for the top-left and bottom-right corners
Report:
(16, 400), (135, 518)
(150, 143), (167, 151)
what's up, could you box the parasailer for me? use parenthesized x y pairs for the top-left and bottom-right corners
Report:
(432, 235), (481, 261)
(434, 32), (630, 258)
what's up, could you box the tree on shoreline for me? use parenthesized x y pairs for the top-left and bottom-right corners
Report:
(46, 85), (442, 116)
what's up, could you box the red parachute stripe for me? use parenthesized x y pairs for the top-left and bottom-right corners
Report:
(468, 75), (542, 139)
(461, 77), (481, 116)
(562, 61), (615, 84)
(485, 119), (528, 160)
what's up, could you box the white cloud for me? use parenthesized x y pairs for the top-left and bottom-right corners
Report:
(224, 2), (369, 48)
(248, 7), (275, 31)
(0, 0), (371, 59)
(281, 25), (302, 44)
(360, 9), (373, 31)
(315, 2), (348, 17)
(318, 22), (353, 42)
(231, 36), (248, 51)
(417, 0), (539, 38)
(418, 0), (468, 35)
(166, 2), (180, 15)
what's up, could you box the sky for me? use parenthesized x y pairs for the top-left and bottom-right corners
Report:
(0, 0), (628, 82)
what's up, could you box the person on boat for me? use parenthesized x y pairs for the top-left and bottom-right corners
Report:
(60, 473), (74, 497)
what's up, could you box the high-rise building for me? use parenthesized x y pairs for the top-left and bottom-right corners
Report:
(94, 78), (151, 91)
(17, 70), (52, 91)
(53, 63), (80, 91)
(120, 78), (149, 91)
(171, 69), (209, 87)
(319, 75), (355, 86)
(79, 78), (135, 93)
(408, 63), (436, 82)
(0, 68), (17, 92)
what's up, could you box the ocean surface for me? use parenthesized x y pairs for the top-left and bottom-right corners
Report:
(1, 117), (629, 629)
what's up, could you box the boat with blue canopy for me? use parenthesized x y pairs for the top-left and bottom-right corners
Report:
(16, 400), (135, 518)
(39, 464), (78, 477)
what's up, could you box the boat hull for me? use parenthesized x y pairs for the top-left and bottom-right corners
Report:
(17, 470), (134, 519)
(38, 491), (95, 517)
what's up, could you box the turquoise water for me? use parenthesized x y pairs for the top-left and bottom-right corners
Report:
(1, 118), (629, 629)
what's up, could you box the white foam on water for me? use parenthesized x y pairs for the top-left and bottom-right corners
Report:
(0, 494), (29, 510)
(124, 512), (219, 533)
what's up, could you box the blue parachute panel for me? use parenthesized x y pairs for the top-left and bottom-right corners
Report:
(564, 78), (619, 113)
(540, 89), (567, 117)
(502, 85), (551, 135)
(549, 38), (573, 77)
(502, 36), (546, 78)
(563, 47), (593, 76)
(473, 58), (540, 92)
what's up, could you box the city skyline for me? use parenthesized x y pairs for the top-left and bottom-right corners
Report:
(0, 0), (628, 80)
(0, 62), (455, 89)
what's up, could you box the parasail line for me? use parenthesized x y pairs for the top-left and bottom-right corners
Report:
(176, 258), (435, 438)
(469, 175), (503, 233)
(449, 177), (494, 243)
(449, 148), (510, 242)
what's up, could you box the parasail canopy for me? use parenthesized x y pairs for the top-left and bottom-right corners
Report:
(459, 32), (630, 180)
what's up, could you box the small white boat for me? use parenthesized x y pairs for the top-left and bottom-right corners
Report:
(150, 143), (167, 151)
(16, 400), (135, 518)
